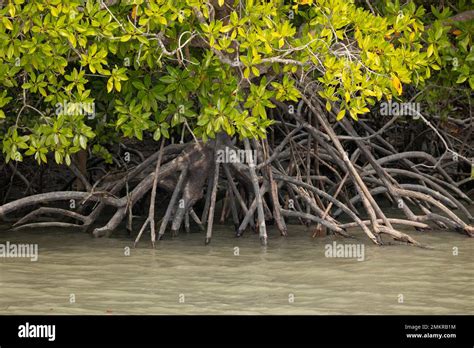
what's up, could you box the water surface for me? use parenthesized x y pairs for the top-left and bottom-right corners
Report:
(0, 218), (472, 314)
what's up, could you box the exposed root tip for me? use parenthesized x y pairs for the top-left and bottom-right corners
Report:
(464, 225), (474, 237)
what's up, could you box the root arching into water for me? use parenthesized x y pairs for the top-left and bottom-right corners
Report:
(1, 97), (472, 248)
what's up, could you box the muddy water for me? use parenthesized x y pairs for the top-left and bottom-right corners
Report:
(0, 216), (473, 314)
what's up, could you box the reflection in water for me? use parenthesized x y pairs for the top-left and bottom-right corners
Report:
(0, 222), (472, 314)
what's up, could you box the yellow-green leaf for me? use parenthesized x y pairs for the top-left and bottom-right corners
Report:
(349, 110), (359, 121)
(243, 67), (250, 79)
(427, 44), (434, 58)
(159, 16), (167, 26)
(54, 151), (62, 164)
(251, 66), (260, 77)
(336, 109), (345, 121)
(325, 101), (331, 112)
(51, 6), (59, 17)
(391, 75), (403, 95)
(107, 77), (113, 93)
(2, 17), (13, 30)
(68, 33), (77, 47)
(9, 4), (15, 17)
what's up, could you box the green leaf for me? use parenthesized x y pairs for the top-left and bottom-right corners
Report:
(54, 151), (62, 164)
(79, 135), (87, 149)
(153, 128), (161, 141)
(456, 75), (467, 84)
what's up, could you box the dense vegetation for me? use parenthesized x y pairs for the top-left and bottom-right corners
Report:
(0, 0), (472, 247)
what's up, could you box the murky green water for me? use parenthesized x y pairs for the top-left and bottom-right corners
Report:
(0, 216), (473, 314)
